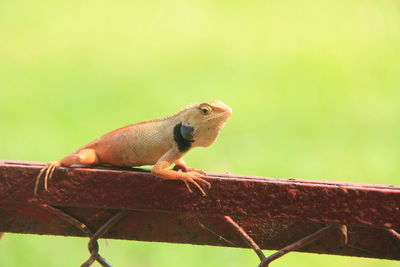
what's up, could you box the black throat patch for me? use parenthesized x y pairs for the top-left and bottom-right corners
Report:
(173, 123), (194, 152)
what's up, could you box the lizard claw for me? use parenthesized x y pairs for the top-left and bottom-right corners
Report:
(183, 180), (193, 193)
(34, 161), (61, 195)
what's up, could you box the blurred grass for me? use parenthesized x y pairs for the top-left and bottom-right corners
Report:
(0, 0), (399, 266)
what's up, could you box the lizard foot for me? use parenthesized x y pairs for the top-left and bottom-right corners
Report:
(177, 170), (211, 196)
(173, 164), (206, 175)
(34, 161), (61, 195)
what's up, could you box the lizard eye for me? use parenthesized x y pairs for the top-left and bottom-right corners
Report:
(199, 105), (212, 115)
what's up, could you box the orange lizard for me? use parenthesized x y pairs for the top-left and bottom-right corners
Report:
(35, 100), (232, 196)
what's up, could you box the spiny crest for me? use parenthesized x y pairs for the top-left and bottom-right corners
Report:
(92, 102), (221, 142)
(157, 103), (197, 122)
(94, 103), (196, 140)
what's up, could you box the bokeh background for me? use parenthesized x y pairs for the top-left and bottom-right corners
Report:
(0, 0), (399, 266)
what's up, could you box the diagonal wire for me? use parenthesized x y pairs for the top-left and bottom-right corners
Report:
(259, 224), (336, 267)
(223, 216), (266, 262)
(198, 220), (240, 248)
(81, 210), (130, 267)
(37, 204), (110, 266)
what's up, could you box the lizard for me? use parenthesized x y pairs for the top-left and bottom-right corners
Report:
(35, 100), (232, 196)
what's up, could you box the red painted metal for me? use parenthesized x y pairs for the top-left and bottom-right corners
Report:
(0, 160), (399, 261)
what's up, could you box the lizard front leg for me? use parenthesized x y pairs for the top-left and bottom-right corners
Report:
(151, 149), (211, 196)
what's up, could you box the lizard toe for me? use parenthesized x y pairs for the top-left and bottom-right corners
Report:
(183, 172), (211, 196)
(35, 161), (61, 194)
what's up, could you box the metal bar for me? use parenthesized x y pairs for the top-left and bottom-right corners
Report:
(1, 203), (399, 259)
(1, 160), (399, 229)
(0, 160), (399, 260)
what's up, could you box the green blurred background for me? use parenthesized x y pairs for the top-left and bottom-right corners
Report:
(0, 0), (399, 266)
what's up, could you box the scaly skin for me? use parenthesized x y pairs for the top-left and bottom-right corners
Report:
(35, 100), (232, 196)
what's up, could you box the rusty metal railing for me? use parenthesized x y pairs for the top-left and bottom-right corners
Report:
(0, 160), (399, 266)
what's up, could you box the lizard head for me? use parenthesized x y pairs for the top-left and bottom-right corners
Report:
(181, 100), (232, 148)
